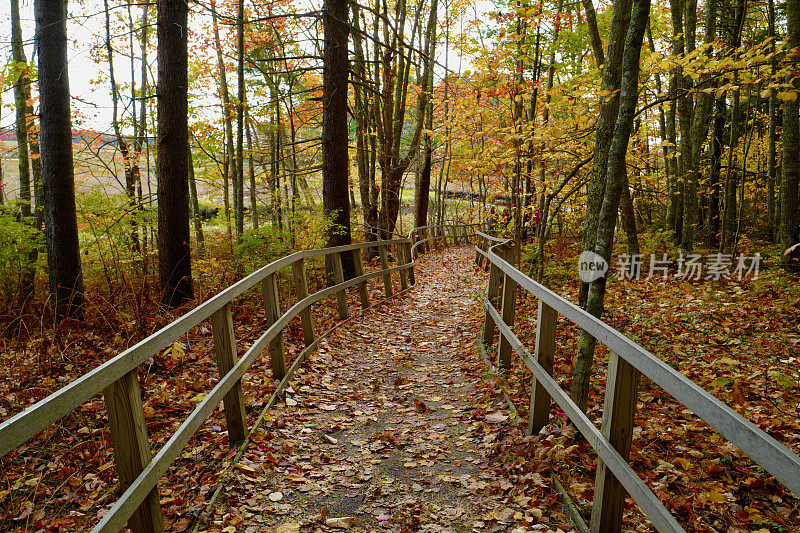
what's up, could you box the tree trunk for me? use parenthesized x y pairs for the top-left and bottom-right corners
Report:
(768, 0), (778, 241)
(188, 147), (204, 254)
(35, 0), (85, 320)
(157, 0), (193, 307)
(12, 0), (38, 304)
(580, 0), (606, 67)
(781, 0), (800, 261)
(11, 0), (32, 219)
(104, 0), (140, 254)
(577, 0), (633, 307)
(321, 0), (354, 277)
(682, 0), (715, 250)
(571, 0), (650, 412)
(246, 113), (258, 229)
(706, 97), (724, 245)
(413, 0), (438, 230)
(210, 0), (236, 241)
(235, 0), (245, 239)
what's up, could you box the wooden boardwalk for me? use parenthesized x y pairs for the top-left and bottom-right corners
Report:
(212, 247), (570, 532)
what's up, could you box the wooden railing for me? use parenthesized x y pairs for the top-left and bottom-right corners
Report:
(409, 222), (481, 258)
(0, 225), (477, 533)
(474, 232), (800, 532)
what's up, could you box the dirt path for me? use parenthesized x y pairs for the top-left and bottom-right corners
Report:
(215, 247), (572, 533)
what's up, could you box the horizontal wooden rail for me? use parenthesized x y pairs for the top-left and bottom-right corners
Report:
(408, 223), (480, 259)
(475, 242), (800, 531)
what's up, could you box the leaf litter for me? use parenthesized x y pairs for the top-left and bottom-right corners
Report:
(210, 247), (573, 533)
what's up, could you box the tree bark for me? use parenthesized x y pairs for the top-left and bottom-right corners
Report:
(188, 147), (204, 254)
(706, 97), (724, 245)
(781, 0), (800, 261)
(235, 0), (245, 239)
(767, 0), (778, 241)
(682, 0), (715, 250)
(322, 0), (354, 276)
(246, 113), (258, 229)
(571, 0), (650, 412)
(12, 0), (39, 304)
(210, 0), (236, 241)
(580, 0), (606, 67)
(413, 0), (438, 231)
(157, 0), (193, 307)
(35, 0), (85, 320)
(577, 0), (633, 307)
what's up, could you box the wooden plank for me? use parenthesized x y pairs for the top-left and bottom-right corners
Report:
(528, 300), (557, 436)
(352, 248), (370, 309)
(481, 249), (503, 344)
(486, 250), (800, 496)
(210, 303), (248, 445)
(261, 274), (287, 380)
(483, 300), (684, 533)
(591, 353), (641, 532)
(404, 242), (415, 285)
(292, 258), (316, 346)
(102, 371), (164, 533)
(398, 244), (409, 290)
(379, 245), (393, 297)
(496, 250), (517, 371)
(332, 252), (349, 319)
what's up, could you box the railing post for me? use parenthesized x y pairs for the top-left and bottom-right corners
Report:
(398, 244), (409, 290)
(331, 252), (349, 319)
(210, 303), (248, 443)
(496, 246), (518, 371)
(527, 300), (557, 436)
(404, 241), (415, 285)
(260, 275), (287, 380)
(379, 244), (393, 297)
(483, 239), (491, 272)
(292, 258), (316, 345)
(590, 352), (641, 532)
(353, 247), (370, 309)
(103, 371), (164, 533)
(474, 237), (481, 265)
(482, 244), (505, 344)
